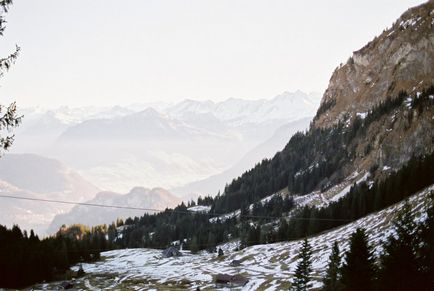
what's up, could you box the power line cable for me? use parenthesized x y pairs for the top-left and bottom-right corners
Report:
(0, 194), (353, 222)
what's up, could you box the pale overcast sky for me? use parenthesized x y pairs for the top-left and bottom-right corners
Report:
(0, 0), (425, 107)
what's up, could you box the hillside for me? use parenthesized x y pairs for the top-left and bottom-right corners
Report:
(173, 117), (312, 198)
(0, 153), (98, 198)
(208, 1), (434, 214)
(48, 187), (181, 234)
(0, 154), (99, 234)
(34, 185), (433, 290)
(108, 0), (434, 259)
(314, 0), (434, 128)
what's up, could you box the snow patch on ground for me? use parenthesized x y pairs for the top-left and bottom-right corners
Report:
(187, 205), (211, 213)
(356, 112), (368, 119)
(330, 172), (369, 203)
(35, 185), (434, 290)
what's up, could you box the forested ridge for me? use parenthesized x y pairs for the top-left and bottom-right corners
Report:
(212, 87), (434, 213)
(118, 150), (434, 250)
(116, 88), (434, 249)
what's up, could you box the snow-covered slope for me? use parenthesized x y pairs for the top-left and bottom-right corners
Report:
(34, 185), (433, 290)
(208, 170), (369, 223)
(168, 91), (320, 126)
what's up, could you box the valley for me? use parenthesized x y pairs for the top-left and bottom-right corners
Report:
(0, 0), (433, 290)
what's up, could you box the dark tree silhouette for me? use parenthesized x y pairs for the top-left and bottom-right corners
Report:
(379, 202), (421, 290)
(321, 241), (342, 291)
(291, 238), (313, 291)
(340, 228), (376, 291)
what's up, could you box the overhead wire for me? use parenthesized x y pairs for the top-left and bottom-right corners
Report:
(0, 193), (353, 222)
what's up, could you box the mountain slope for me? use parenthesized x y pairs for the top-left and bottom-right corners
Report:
(34, 185), (433, 290)
(106, 1), (434, 260)
(0, 154), (98, 198)
(314, 0), (434, 128)
(209, 1), (434, 214)
(0, 154), (100, 234)
(173, 117), (313, 198)
(48, 187), (181, 234)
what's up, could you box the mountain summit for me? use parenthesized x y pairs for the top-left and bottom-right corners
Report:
(314, 0), (434, 128)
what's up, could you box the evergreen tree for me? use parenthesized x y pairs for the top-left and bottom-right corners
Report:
(239, 223), (249, 249)
(419, 191), (434, 289)
(340, 228), (376, 291)
(190, 236), (199, 254)
(321, 241), (341, 291)
(247, 225), (260, 246)
(108, 222), (117, 246)
(291, 238), (313, 291)
(277, 218), (289, 241)
(379, 202), (421, 290)
(207, 232), (216, 252)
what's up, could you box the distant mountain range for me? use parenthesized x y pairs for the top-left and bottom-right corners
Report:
(11, 91), (320, 193)
(2, 91), (321, 234)
(167, 90), (320, 125)
(19, 91), (319, 128)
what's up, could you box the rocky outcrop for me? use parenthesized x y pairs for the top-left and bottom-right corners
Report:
(314, 0), (434, 128)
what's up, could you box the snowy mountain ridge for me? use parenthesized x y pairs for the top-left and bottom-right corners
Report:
(167, 91), (320, 125)
(18, 90), (320, 127)
(11, 90), (320, 194)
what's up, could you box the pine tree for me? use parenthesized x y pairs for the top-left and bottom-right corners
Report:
(419, 191), (434, 289)
(239, 223), (249, 249)
(291, 238), (313, 291)
(322, 241), (341, 291)
(340, 228), (376, 291)
(207, 232), (216, 252)
(379, 202), (421, 290)
(277, 218), (289, 241)
(190, 236), (199, 254)
(108, 222), (117, 246)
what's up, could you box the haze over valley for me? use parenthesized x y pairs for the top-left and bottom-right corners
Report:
(3, 91), (320, 233)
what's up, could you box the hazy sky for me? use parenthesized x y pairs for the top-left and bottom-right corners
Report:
(0, 0), (425, 107)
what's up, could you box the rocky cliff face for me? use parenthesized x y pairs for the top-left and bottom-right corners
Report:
(314, 0), (434, 128)
(309, 1), (434, 179)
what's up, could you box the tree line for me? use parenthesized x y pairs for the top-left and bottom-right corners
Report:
(117, 148), (433, 252)
(0, 223), (106, 288)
